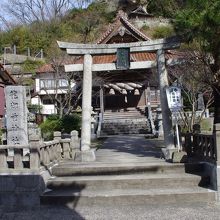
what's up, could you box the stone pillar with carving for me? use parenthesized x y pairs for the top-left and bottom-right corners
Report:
(5, 86), (28, 146)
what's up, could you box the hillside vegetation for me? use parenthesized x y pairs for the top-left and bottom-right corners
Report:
(0, 0), (186, 59)
(0, 2), (115, 59)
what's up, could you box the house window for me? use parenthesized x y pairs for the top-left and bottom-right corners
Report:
(42, 98), (54, 105)
(40, 79), (68, 89)
(40, 79), (55, 89)
(58, 79), (68, 88)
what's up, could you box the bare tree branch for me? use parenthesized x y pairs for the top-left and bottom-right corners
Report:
(0, 0), (81, 26)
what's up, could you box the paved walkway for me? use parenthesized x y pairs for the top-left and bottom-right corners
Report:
(1, 201), (220, 220)
(95, 136), (165, 163)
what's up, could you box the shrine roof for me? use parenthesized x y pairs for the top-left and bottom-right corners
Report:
(0, 63), (16, 84)
(37, 11), (181, 74)
(96, 10), (151, 44)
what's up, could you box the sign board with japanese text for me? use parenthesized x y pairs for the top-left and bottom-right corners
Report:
(166, 86), (182, 112)
(5, 86), (28, 145)
(116, 48), (130, 70)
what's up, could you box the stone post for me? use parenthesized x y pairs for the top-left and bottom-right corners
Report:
(145, 87), (155, 135)
(77, 54), (95, 161)
(62, 140), (71, 159)
(29, 135), (40, 170)
(157, 49), (175, 159)
(53, 131), (61, 141)
(70, 130), (80, 158)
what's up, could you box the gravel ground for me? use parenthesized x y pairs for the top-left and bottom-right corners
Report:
(1, 202), (220, 220)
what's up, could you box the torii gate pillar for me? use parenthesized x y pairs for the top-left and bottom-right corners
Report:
(75, 54), (96, 162)
(157, 49), (175, 159)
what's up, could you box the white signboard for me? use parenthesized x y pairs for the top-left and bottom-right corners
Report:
(166, 86), (182, 112)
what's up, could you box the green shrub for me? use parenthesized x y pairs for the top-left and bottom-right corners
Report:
(27, 104), (42, 113)
(152, 26), (174, 39)
(40, 114), (81, 140)
(40, 115), (61, 140)
(61, 114), (81, 134)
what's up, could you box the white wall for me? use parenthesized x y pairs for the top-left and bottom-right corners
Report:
(42, 104), (57, 115)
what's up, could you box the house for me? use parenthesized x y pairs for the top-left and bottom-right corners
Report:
(31, 60), (77, 116)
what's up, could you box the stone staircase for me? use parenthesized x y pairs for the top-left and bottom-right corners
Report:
(41, 161), (216, 208)
(100, 107), (152, 136)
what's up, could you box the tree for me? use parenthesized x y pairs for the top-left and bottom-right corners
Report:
(174, 0), (220, 123)
(169, 51), (214, 132)
(148, 0), (186, 18)
(66, 1), (113, 43)
(0, 0), (93, 27)
(40, 58), (78, 118)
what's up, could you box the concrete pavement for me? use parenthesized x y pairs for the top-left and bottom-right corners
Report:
(1, 202), (220, 220)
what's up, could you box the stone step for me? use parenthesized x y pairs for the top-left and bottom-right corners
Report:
(104, 107), (145, 113)
(100, 132), (151, 135)
(41, 187), (216, 207)
(101, 126), (151, 129)
(103, 117), (146, 120)
(51, 162), (205, 177)
(101, 127), (151, 131)
(102, 125), (148, 128)
(46, 173), (207, 191)
(100, 129), (152, 135)
(99, 133), (155, 138)
(102, 123), (149, 127)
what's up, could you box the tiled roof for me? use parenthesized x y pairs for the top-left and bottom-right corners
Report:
(79, 51), (178, 64)
(36, 51), (180, 73)
(37, 64), (54, 73)
(36, 11), (180, 74)
(97, 10), (151, 44)
(36, 56), (81, 73)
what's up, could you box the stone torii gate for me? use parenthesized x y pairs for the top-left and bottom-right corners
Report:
(57, 37), (181, 161)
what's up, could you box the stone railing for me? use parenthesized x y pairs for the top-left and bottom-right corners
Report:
(182, 124), (219, 163)
(182, 133), (216, 162)
(0, 130), (80, 171)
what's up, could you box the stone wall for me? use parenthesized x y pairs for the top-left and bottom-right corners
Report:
(0, 174), (46, 210)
